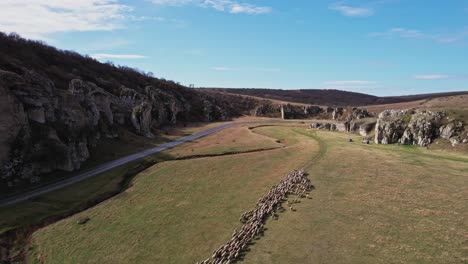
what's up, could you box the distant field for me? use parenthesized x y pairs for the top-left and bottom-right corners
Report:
(28, 126), (318, 263)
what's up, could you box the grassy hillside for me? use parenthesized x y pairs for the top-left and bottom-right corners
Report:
(365, 94), (468, 113)
(204, 88), (468, 107)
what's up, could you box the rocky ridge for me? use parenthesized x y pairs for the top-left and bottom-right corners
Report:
(255, 102), (372, 121)
(375, 109), (467, 147)
(0, 68), (256, 191)
(309, 108), (467, 147)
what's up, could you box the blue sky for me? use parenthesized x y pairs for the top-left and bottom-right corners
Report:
(1, 0), (467, 96)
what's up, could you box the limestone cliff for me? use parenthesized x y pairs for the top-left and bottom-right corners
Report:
(374, 109), (467, 147)
(0, 33), (257, 192)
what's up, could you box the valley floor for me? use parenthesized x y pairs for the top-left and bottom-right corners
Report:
(3, 122), (467, 263)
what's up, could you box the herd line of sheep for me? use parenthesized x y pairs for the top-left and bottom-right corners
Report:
(197, 169), (313, 264)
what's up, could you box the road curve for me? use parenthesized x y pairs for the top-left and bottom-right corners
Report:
(0, 121), (296, 208)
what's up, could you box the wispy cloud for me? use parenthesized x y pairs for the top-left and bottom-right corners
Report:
(413, 74), (468, 80)
(371, 27), (468, 45)
(229, 3), (271, 14)
(413, 74), (449, 80)
(150, 0), (193, 5)
(150, 0), (272, 14)
(329, 2), (374, 17)
(0, 0), (131, 40)
(91, 53), (147, 59)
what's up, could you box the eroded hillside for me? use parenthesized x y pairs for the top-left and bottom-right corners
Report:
(0, 33), (258, 192)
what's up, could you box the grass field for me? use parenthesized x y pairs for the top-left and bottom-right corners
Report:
(245, 130), (468, 264)
(28, 126), (318, 263)
(5, 123), (468, 264)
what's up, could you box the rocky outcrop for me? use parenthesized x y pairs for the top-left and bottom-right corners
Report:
(375, 109), (467, 147)
(359, 122), (375, 137)
(309, 116), (376, 136)
(0, 68), (256, 191)
(309, 122), (342, 132)
(256, 103), (370, 121)
(439, 120), (467, 146)
(375, 110), (410, 144)
(254, 101), (281, 118)
(399, 111), (444, 146)
(332, 107), (371, 121)
(304, 105), (324, 116)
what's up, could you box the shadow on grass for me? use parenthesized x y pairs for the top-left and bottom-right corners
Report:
(0, 151), (174, 263)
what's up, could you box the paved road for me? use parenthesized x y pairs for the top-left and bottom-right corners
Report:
(0, 121), (294, 207)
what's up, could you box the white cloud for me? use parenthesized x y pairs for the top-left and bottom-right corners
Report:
(324, 80), (377, 85)
(0, 0), (130, 40)
(371, 27), (468, 45)
(150, 0), (272, 14)
(150, 0), (193, 5)
(91, 53), (147, 59)
(371, 28), (425, 39)
(229, 3), (271, 14)
(329, 2), (374, 17)
(413, 74), (449, 80)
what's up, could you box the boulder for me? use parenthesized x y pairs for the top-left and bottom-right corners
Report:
(335, 122), (347, 132)
(375, 110), (410, 144)
(359, 122), (375, 137)
(399, 110), (445, 147)
(439, 121), (464, 139)
(304, 106), (323, 116)
(332, 108), (344, 120)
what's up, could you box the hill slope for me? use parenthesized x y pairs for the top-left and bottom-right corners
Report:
(0, 32), (258, 192)
(204, 88), (468, 107)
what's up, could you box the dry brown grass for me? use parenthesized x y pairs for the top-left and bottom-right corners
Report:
(166, 125), (284, 158)
(365, 94), (468, 114)
(364, 100), (427, 114)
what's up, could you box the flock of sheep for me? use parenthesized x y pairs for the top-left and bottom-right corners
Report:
(197, 170), (313, 264)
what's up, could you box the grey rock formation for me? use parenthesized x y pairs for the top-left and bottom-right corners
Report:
(442, 121), (468, 146)
(375, 110), (410, 144)
(332, 108), (343, 120)
(332, 107), (371, 121)
(304, 106), (324, 116)
(359, 122), (375, 137)
(0, 69), (255, 190)
(335, 122), (348, 132)
(399, 110), (444, 146)
(374, 109), (466, 147)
